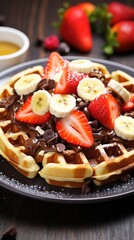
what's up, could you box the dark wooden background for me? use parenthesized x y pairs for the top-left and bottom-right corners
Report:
(0, 0), (134, 239)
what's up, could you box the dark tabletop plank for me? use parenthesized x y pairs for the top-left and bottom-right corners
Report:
(0, 0), (134, 239)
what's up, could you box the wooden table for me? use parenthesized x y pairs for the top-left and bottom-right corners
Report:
(0, 0), (134, 239)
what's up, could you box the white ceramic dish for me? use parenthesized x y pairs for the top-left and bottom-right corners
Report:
(0, 27), (30, 71)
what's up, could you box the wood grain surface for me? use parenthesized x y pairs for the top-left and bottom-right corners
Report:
(0, 1), (134, 239)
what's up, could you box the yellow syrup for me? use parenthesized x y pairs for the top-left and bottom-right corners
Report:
(0, 41), (20, 55)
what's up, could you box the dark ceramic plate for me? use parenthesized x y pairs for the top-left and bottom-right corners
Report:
(0, 57), (134, 203)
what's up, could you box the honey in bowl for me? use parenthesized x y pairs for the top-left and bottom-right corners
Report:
(0, 41), (20, 56)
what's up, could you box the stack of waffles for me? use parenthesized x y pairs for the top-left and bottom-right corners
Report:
(0, 52), (134, 188)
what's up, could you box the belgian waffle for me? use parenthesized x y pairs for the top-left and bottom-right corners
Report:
(0, 66), (44, 178)
(39, 151), (93, 188)
(111, 70), (134, 95)
(0, 58), (134, 189)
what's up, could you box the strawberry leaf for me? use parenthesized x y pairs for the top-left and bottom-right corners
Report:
(89, 3), (112, 35)
(103, 29), (120, 55)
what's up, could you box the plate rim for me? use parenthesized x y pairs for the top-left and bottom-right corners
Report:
(0, 56), (134, 77)
(0, 56), (134, 203)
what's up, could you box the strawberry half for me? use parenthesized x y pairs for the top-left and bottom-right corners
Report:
(89, 93), (121, 129)
(56, 109), (94, 148)
(15, 96), (51, 124)
(121, 96), (134, 112)
(44, 52), (68, 79)
(54, 67), (89, 94)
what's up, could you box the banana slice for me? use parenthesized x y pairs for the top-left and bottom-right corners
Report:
(14, 74), (42, 95)
(77, 77), (106, 101)
(31, 90), (51, 115)
(114, 115), (134, 140)
(69, 59), (94, 73)
(108, 79), (131, 102)
(50, 94), (76, 118)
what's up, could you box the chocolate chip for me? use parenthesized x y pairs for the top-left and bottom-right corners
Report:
(43, 129), (58, 145)
(37, 79), (49, 90)
(77, 101), (87, 110)
(48, 79), (55, 89)
(43, 129), (55, 141)
(56, 143), (65, 152)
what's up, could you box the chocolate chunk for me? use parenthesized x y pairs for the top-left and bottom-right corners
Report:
(43, 129), (55, 141)
(77, 101), (87, 110)
(43, 129), (58, 145)
(37, 79), (55, 91)
(89, 70), (105, 82)
(48, 79), (55, 89)
(1, 225), (17, 240)
(56, 143), (65, 152)
(0, 94), (18, 109)
(24, 138), (39, 156)
(83, 107), (90, 120)
(37, 79), (49, 90)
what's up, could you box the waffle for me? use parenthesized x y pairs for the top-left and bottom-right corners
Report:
(92, 143), (134, 186)
(0, 60), (134, 188)
(39, 151), (93, 188)
(111, 70), (134, 95)
(89, 70), (134, 185)
(0, 66), (44, 178)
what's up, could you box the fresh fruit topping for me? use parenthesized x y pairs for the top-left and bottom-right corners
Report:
(57, 42), (70, 55)
(16, 96), (51, 124)
(56, 109), (94, 148)
(108, 79), (131, 102)
(69, 59), (94, 73)
(77, 77), (106, 101)
(43, 34), (59, 50)
(14, 74), (42, 96)
(107, 2), (134, 26)
(89, 93), (121, 129)
(114, 115), (134, 140)
(59, 6), (93, 52)
(54, 67), (89, 94)
(121, 96), (134, 112)
(44, 52), (68, 82)
(31, 90), (51, 115)
(50, 94), (76, 118)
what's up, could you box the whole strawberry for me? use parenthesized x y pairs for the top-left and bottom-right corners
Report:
(112, 21), (134, 52)
(60, 6), (93, 53)
(103, 21), (134, 54)
(108, 1), (134, 25)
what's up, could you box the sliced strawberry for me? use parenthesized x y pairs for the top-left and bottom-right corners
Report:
(121, 96), (134, 112)
(56, 109), (94, 148)
(44, 52), (68, 79)
(54, 67), (89, 94)
(89, 93), (121, 129)
(15, 96), (51, 124)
